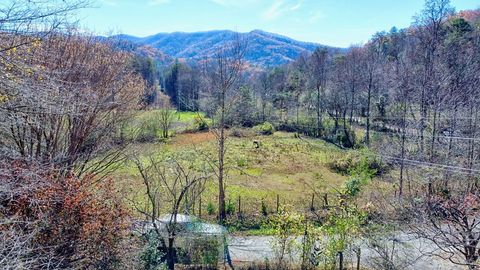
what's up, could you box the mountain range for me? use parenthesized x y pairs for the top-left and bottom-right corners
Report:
(111, 30), (340, 67)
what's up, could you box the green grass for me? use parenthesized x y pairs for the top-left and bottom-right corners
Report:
(115, 129), (350, 220)
(175, 111), (205, 122)
(121, 110), (210, 141)
(133, 110), (204, 123)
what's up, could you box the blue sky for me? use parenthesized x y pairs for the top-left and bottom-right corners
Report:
(78, 0), (480, 47)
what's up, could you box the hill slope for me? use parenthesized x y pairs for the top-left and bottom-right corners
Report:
(112, 30), (338, 66)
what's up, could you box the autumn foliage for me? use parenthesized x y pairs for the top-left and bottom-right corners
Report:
(0, 160), (129, 269)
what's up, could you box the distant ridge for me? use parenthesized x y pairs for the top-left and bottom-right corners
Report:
(111, 30), (340, 66)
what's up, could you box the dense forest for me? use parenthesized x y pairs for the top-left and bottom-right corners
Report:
(1, 0), (480, 269)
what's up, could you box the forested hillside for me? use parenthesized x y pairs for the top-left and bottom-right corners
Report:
(113, 29), (337, 66)
(1, 0), (480, 270)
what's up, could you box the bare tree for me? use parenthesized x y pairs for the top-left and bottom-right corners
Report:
(309, 48), (330, 137)
(156, 95), (176, 139)
(406, 192), (480, 269)
(202, 34), (247, 223)
(256, 71), (273, 123)
(0, 0), (90, 53)
(359, 37), (384, 146)
(0, 33), (143, 176)
(132, 155), (208, 270)
(412, 0), (453, 157)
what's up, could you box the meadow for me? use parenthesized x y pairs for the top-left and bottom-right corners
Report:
(113, 110), (385, 233)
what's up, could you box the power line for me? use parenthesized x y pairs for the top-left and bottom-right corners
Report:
(265, 120), (480, 142)
(283, 128), (480, 175)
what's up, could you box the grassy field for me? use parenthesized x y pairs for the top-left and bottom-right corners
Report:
(122, 110), (209, 141)
(115, 127), (352, 219)
(111, 109), (402, 234)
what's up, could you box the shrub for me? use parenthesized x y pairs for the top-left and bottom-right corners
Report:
(184, 237), (221, 266)
(253, 122), (275, 135)
(136, 117), (159, 142)
(0, 161), (130, 269)
(326, 152), (356, 175)
(140, 231), (166, 270)
(267, 207), (304, 267)
(207, 201), (215, 215)
(327, 150), (384, 177)
(230, 128), (253, 138)
(194, 116), (209, 131)
(224, 217), (264, 232)
(335, 128), (356, 148)
(226, 199), (236, 215)
(261, 200), (268, 216)
(236, 156), (248, 167)
(320, 119), (357, 148)
(344, 177), (362, 197)
(320, 207), (365, 268)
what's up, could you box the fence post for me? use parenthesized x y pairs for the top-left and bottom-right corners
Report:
(339, 251), (344, 270)
(310, 193), (315, 211)
(356, 247), (361, 270)
(199, 196), (202, 218)
(237, 196), (241, 218)
(276, 194), (280, 213)
(192, 193), (196, 215)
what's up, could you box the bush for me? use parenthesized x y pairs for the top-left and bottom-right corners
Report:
(0, 161), (130, 269)
(136, 117), (159, 142)
(267, 208), (304, 267)
(253, 122), (275, 135)
(327, 150), (384, 177)
(344, 177), (362, 197)
(194, 116), (209, 131)
(140, 231), (166, 270)
(230, 128), (253, 138)
(226, 199), (236, 215)
(326, 152), (356, 175)
(236, 156), (248, 167)
(336, 128), (356, 148)
(261, 200), (268, 216)
(183, 237), (221, 266)
(321, 119), (357, 148)
(207, 201), (215, 215)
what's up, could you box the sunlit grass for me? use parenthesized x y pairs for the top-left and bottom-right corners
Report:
(115, 129), (352, 219)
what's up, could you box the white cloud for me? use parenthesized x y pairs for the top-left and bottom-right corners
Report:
(263, 0), (285, 20)
(148, 0), (171, 6)
(262, 0), (303, 20)
(290, 0), (303, 11)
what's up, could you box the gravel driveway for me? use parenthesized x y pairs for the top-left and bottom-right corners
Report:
(227, 235), (463, 269)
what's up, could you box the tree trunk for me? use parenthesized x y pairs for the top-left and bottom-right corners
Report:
(167, 237), (175, 270)
(366, 82), (372, 146)
(430, 106), (438, 159)
(338, 251), (344, 270)
(218, 89), (226, 223)
(350, 87), (355, 126)
(468, 105), (478, 190)
(262, 100), (266, 122)
(356, 248), (361, 270)
(296, 95), (300, 128)
(399, 93), (408, 198)
(317, 86), (322, 137)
